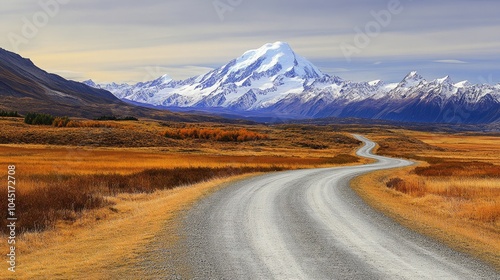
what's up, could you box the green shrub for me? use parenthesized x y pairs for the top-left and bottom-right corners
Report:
(24, 112), (55, 125)
(121, 116), (139, 121)
(0, 110), (20, 117)
(95, 115), (138, 121)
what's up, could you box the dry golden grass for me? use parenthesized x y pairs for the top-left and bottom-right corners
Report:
(0, 174), (255, 279)
(354, 130), (500, 269)
(1, 166), (287, 233)
(0, 144), (331, 176)
(378, 130), (500, 165)
(0, 119), (362, 235)
(0, 118), (365, 278)
(386, 176), (500, 224)
(0, 118), (361, 160)
(164, 127), (268, 142)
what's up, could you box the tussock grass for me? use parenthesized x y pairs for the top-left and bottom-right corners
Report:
(414, 161), (500, 177)
(358, 130), (500, 268)
(2, 175), (254, 279)
(0, 118), (364, 277)
(386, 176), (500, 224)
(164, 127), (268, 142)
(0, 166), (285, 233)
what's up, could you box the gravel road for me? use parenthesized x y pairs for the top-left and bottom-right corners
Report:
(158, 135), (499, 279)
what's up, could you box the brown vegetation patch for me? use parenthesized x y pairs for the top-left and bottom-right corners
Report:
(164, 127), (268, 142)
(0, 119), (175, 147)
(385, 176), (500, 224)
(377, 135), (445, 156)
(324, 154), (360, 164)
(414, 161), (500, 177)
(0, 166), (285, 233)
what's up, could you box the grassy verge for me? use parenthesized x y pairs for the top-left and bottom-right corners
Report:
(352, 168), (500, 270)
(0, 167), (285, 234)
(0, 174), (257, 279)
(353, 131), (500, 270)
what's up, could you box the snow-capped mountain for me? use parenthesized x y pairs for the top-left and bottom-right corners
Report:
(323, 74), (500, 123)
(86, 42), (500, 124)
(87, 42), (337, 111)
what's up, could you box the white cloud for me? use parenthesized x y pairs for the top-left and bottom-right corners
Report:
(433, 60), (468, 64)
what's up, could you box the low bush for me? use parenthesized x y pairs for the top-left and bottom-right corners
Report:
(95, 116), (138, 121)
(52, 117), (117, 128)
(53, 116), (71, 127)
(66, 120), (117, 128)
(414, 161), (500, 177)
(296, 141), (329, 149)
(24, 112), (55, 125)
(95, 115), (117, 121)
(164, 128), (268, 142)
(325, 154), (359, 164)
(386, 177), (426, 196)
(0, 110), (20, 117)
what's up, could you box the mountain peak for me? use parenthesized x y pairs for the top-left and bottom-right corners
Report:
(434, 75), (453, 85)
(398, 71), (426, 88)
(237, 41), (297, 70)
(198, 42), (324, 88)
(82, 79), (97, 87)
(404, 71), (424, 81)
(153, 74), (173, 84)
(368, 79), (383, 86)
(264, 41), (292, 49)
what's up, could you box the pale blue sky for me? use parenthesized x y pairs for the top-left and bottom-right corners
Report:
(1, 0), (499, 84)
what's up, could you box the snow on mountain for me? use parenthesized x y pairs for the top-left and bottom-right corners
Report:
(87, 42), (500, 124)
(399, 71), (426, 88)
(454, 80), (471, 88)
(90, 42), (334, 111)
(435, 75), (453, 85)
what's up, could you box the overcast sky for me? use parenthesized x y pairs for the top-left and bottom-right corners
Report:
(1, 0), (499, 84)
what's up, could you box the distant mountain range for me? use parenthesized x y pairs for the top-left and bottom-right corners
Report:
(0, 48), (227, 122)
(0, 43), (498, 125)
(86, 42), (500, 124)
(0, 47), (125, 118)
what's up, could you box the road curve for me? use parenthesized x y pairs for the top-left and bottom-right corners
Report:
(175, 135), (499, 279)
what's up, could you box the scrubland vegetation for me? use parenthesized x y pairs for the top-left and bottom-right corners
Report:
(163, 127), (268, 142)
(0, 117), (360, 235)
(0, 116), (364, 278)
(24, 113), (134, 128)
(0, 166), (284, 233)
(0, 115), (497, 276)
(0, 110), (20, 117)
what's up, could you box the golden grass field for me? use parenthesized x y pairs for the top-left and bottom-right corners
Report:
(0, 117), (363, 278)
(353, 131), (500, 269)
(0, 116), (498, 277)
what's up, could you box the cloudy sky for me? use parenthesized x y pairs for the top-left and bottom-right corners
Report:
(1, 0), (499, 84)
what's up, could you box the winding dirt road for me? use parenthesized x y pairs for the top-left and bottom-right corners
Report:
(169, 135), (498, 279)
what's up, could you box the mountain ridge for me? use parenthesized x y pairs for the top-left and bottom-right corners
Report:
(0, 48), (240, 123)
(87, 42), (499, 124)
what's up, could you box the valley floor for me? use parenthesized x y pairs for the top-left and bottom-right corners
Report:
(0, 118), (498, 277)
